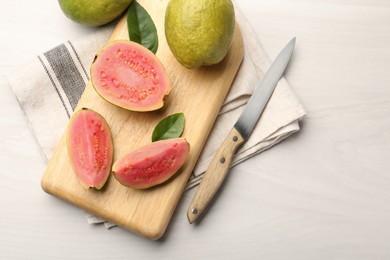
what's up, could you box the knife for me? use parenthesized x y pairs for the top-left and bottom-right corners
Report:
(187, 37), (296, 224)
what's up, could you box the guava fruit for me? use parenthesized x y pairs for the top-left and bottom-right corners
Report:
(165, 0), (235, 69)
(91, 40), (171, 112)
(113, 138), (190, 189)
(58, 0), (132, 27)
(67, 108), (113, 189)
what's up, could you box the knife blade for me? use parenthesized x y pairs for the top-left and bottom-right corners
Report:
(187, 37), (296, 224)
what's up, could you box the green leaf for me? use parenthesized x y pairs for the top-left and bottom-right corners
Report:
(127, 0), (158, 54)
(152, 113), (185, 142)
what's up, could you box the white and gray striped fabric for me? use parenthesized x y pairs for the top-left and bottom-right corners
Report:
(39, 41), (90, 115)
(5, 10), (305, 227)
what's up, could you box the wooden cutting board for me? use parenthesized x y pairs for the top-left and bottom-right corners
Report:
(41, 0), (244, 240)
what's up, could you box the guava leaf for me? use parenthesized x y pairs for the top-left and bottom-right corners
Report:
(127, 0), (158, 54)
(152, 113), (185, 142)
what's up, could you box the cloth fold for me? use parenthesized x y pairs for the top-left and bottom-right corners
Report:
(4, 8), (305, 227)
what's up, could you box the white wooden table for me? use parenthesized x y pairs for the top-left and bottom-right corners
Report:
(1, 0), (390, 259)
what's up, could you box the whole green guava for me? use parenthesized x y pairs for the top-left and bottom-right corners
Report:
(165, 0), (235, 69)
(58, 0), (132, 26)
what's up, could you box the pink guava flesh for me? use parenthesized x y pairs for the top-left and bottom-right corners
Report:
(113, 138), (190, 189)
(91, 40), (171, 112)
(67, 108), (113, 189)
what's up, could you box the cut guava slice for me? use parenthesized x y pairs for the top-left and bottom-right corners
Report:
(67, 108), (113, 189)
(113, 138), (190, 189)
(91, 40), (171, 112)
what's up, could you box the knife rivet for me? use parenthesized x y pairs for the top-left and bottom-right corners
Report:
(220, 157), (225, 163)
(232, 136), (238, 142)
(191, 208), (198, 214)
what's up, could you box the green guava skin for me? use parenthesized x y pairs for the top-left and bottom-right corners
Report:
(58, 0), (132, 26)
(165, 0), (235, 69)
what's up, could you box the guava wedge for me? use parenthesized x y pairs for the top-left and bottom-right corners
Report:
(67, 108), (113, 189)
(91, 40), (171, 112)
(113, 138), (190, 189)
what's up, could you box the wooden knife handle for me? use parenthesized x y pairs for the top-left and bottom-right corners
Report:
(187, 127), (245, 223)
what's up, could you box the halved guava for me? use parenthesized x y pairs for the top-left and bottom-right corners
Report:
(67, 108), (113, 189)
(113, 138), (190, 189)
(91, 40), (171, 112)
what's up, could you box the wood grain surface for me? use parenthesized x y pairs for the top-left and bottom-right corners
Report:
(41, 0), (244, 240)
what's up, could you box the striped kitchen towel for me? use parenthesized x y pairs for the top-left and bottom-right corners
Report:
(5, 9), (305, 227)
